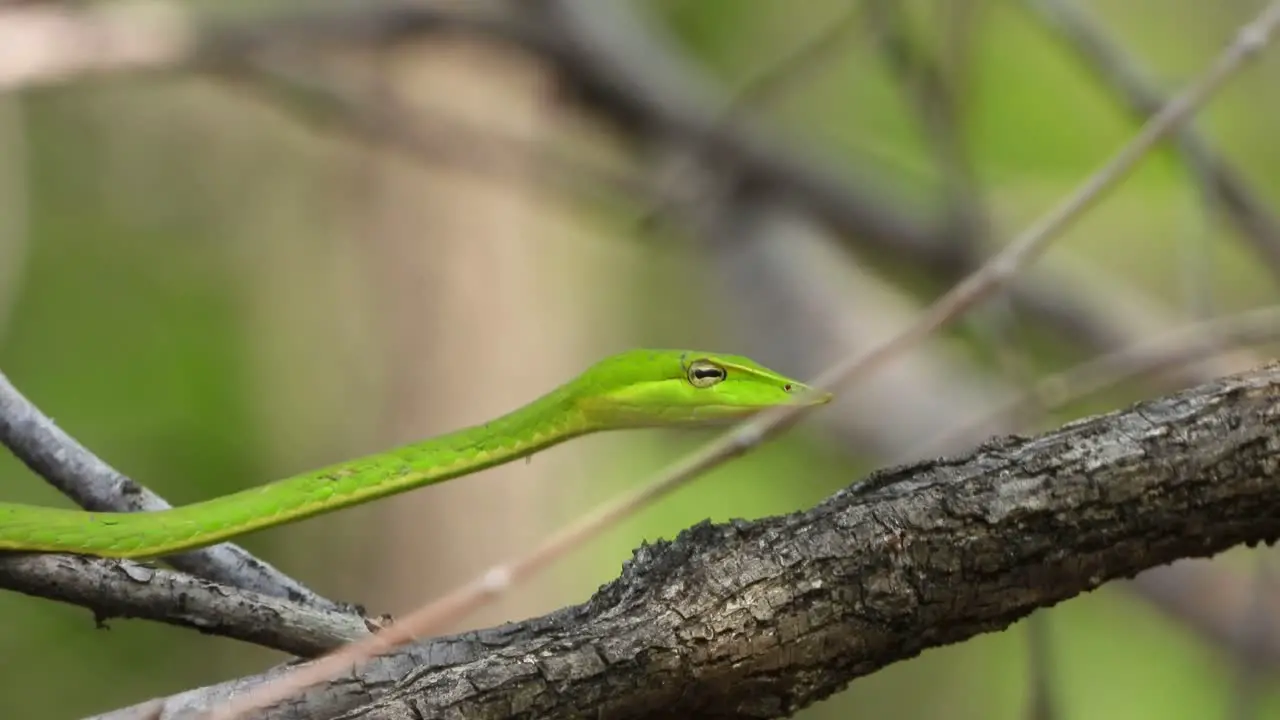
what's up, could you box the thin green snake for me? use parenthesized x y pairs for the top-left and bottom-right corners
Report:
(0, 349), (829, 559)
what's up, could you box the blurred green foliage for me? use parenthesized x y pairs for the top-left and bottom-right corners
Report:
(3, 1), (1280, 718)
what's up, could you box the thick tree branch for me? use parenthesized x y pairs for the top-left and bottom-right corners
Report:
(100, 362), (1280, 720)
(0, 554), (369, 657)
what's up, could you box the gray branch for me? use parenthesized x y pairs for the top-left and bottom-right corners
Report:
(0, 369), (348, 612)
(0, 553), (369, 657)
(99, 363), (1280, 720)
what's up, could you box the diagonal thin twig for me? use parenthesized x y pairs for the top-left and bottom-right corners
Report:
(1023, 0), (1280, 282)
(726, 1), (870, 111)
(210, 4), (1280, 718)
(218, 52), (656, 210)
(633, 1), (872, 231)
(867, 0), (985, 249)
(919, 304), (1280, 453)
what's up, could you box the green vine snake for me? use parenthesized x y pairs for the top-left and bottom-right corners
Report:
(0, 349), (830, 559)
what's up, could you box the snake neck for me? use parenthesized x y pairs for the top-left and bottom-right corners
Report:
(390, 381), (594, 477)
(221, 381), (597, 530)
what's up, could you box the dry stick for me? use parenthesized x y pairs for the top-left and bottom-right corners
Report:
(0, 554), (371, 657)
(635, 0), (871, 230)
(1024, 610), (1057, 720)
(727, 1), (870, 111)
(218, 54), (657, 215)
(919, 304), (1280, 455)
(212, 5), (1280, 718)
(1023, 0), (1280, 283)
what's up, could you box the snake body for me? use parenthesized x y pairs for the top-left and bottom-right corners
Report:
(0, 349), (827, 559)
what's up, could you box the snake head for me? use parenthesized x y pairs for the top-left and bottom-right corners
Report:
(575, 349), (832, 429)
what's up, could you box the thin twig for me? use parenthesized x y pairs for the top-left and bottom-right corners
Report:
(216, 53), (654, 213)
(919, 304), (1280, 454)
(634, 1), (871, 231)
(211, 5), (1280, 718)
(0, 553), (370, 657)
(1023, 0), (1280, 283)
(867, 0), (985, 252)
(0, 369), (348, 612)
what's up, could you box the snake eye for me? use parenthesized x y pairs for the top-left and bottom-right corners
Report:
(687, 360), (727, 388)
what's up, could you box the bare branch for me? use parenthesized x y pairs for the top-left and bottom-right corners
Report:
(1023, 0), (1280, 282)
(0, 553), (369, 657)
(926, 304), (1280, 452)
(0, 368), (347, 612)
(867, 0), (986, 250)
(217, 55), (648, 211)
(1024, 613), (1059, 720)
(722, 1), (868, 113)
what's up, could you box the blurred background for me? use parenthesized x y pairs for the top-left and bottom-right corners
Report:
(2, 0), (1280, 718)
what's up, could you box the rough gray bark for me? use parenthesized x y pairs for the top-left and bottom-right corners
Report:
(339, 362), (1280, 719)
(102, 362), (1280, 720)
